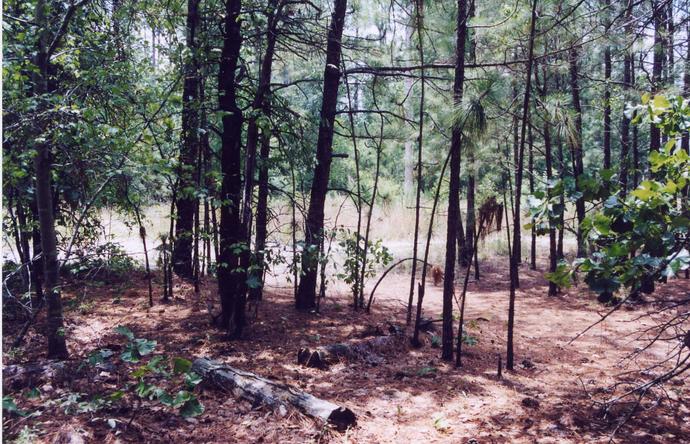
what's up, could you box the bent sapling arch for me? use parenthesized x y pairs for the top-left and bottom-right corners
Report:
(366, 258), (436, 312)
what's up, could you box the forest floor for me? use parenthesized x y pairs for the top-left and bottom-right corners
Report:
(2, 259), (689, 443)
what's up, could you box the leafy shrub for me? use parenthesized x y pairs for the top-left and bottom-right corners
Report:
(65, 242), (137, 281)
(84, 326), (204, 420)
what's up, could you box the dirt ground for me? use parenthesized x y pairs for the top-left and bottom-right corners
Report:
(3, 259), (689, 443)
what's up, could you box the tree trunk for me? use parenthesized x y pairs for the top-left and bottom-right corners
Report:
(173, 0), (201, 280)
(508, 0), (538, 371)
(217, 0), (246, 337)
(602, 0), (612, 170)
(538, 64), (558, 296)
(249, 0), (282, 302)
(296, 0), (347, 310)
(33, 0), (68, 359)
(683, 20), (689, 155)
(650, 0), (664, 153)
(460, 0), (476, 268)
(620, 0), (633, 198)
(407, 0), (425, 325)
(441, 0), (468, 362)
(192, 358), (356, 430)
(568, 45), (586, 258)
(528, 123), (536, 270)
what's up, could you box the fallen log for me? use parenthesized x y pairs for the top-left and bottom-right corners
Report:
(192, 358), (356, 430)
(298, 323), (405, 369)
(3, 360), (82, 391)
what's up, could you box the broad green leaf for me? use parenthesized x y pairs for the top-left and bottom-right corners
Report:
(173, 357), (193, 375)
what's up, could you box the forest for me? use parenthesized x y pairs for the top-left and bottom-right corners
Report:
(2, 0), (690, 442)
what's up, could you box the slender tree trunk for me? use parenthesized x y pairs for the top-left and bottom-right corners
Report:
(528, 123), (536, 270)
(296, 0), (347, 310)
(357, 117), (384, 309)
(403, 22), (415, 205)
(633, 54), (640, 188)
(407, 0), (426, 325)
(173, 0), (201, 279)
(249, 0), (282, 302)
(538, 64), (558, 295)
(568, 45), (586, 258)
(620, 0), (634, 198)
(217, 0), (246, 337)
(343, 68), (363, 309)
(680, 21), (690, 153)
(441, 0), (468, 362)
(602, 0), (612, 170)
(252, 135), (271, 300)
(460, 0), (476, 268)
(666, 1), (674, 84)
(556, 134), (565, 260)
(511, 80), (522, 266)
(507, 0), (538, 371)
(650, 0), (664, 153)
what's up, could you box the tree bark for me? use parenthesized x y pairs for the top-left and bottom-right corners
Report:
(508, 0), (538, 371)
(528, 123), (536, 270)
(173, 0), (201, 280)
(683, 20), (689, 155)
(602, 0), (612, 170)
(296, 0), (348, 310)
(32, 0), (69, 359)
(441, 0), (468, 362)
(568, 45), (586, 258)
(620, 0), (634, 198)
(217, 0), (246, 337)
(249, 0), (282, 302)
(460, 0), (476, 268)
(537, 63), (558, 296)
(650, 0), (664, 153)
(192, 358), (356, 430)
(407, 0), (425, 325)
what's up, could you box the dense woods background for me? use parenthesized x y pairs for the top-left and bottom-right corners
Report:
(2, 0), (690, 441)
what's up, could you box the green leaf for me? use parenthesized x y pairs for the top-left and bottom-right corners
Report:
(115, 326), (134, 340)
(652, 95), (670, 110)
(135, 338), (156, 356)
(24, 388), (41, 399)
(109, 391), (125, 401)
(3, 396), (26, 417)
(179, 398), (204, 417)
(173, 357), (193, 375)
(184, 372), (203, 388)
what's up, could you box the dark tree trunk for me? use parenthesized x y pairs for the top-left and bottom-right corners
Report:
(173, 0), (201, 279)
(441, 0), (468, 362)
(537, 63), (558, 296)
(296, 0), (347, 310)
(33, 0), (68, 359)
(249, 0), (282, 302)
(511, 83), (521, 267)
(528, 123), (536, 270)
(633, 54), (640, 188)
(650, 0), (664, 153)
(217, 0), (246, 337)
(252, 135), (271, 301)
(407, 0), (426, 324)
(568, 45), (586, 258)
(620, 0), (634, 198)
(680, 20), (690, 153)
(460, 0), (475, 268)
(603, 0), (612, 170)
(508, 0), (538, 371)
